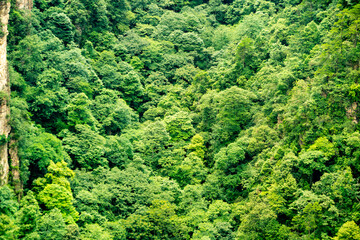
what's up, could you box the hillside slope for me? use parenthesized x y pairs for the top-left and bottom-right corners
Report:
(1, 0), (360, 239)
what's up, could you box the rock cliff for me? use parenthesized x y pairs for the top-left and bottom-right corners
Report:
(0, 0), (10, 186)
(16, 0), (32, 10)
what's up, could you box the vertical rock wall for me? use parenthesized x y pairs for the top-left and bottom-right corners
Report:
(0, 0), (10, 186)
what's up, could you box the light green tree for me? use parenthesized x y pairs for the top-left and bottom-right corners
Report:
(334, 221), (360, 240)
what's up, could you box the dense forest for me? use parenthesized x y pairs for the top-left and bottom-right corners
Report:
(1, 0), (360, 239)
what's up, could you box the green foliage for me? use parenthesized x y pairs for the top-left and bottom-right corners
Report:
(187, 134), (206, 159)
(165, 111), (195, 141)
(0, 186), (18, 217)
(191, 200), (234, 239)
(37, 208), (67, 240)
(290, 190), (339, 238)
(66, 93), (97, 130)
(235, 194), (283, 239)
(104, 135), (133, 168)
(43, 8), (75, 45)
(60, 125), (107, 169)
(0, 134), (7, 146)
(10, 35), (45, 84)
(79, 223), (113, 240)
(104, 221), (126, 240)
(175, 153), (207, 187)
(16, 191), (41, 238)
(0, 186), (19, 240)
(312, 168), (359, 213)
(92, 89), (136, 135)
(6, 1), (360, 239)
(73, 166), (181, 225)
(20, 132), (69, 181)
(197, 86), (256, 152)
(334, 221), (360, 240)
(0, 214), (18, 240)
(0, 91), (9, 106)
(28, 68), (69, 132)
(35, 161), (79, 224)
(123, 200), (190, 239)
(93, 52), (145, 109)
(132, 120), (170, 166)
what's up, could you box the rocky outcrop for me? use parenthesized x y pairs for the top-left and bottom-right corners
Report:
(346, 102), (358, 124)
(9, 139), (22, 199)
(16, 0), (32, 11)
(0, 0), (10, 186)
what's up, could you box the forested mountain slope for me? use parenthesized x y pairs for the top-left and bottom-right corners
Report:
(1, 0), (360, 239)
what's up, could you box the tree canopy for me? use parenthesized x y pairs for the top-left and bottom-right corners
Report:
(3, 0), (360, 239)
